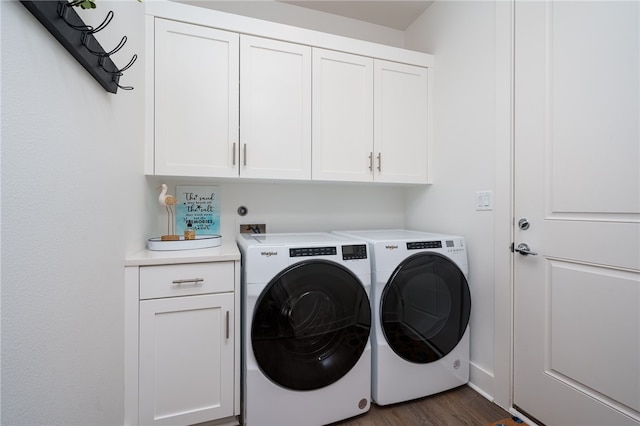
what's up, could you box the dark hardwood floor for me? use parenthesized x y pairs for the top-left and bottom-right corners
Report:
(330, 385), (511, 426)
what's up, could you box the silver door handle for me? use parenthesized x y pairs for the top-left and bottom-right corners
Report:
(515, 243), (538, 256)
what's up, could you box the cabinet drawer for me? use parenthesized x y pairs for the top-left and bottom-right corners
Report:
(140, 262), (234, 300)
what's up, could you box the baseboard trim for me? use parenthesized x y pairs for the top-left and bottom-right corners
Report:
(468, 361), (495, 402)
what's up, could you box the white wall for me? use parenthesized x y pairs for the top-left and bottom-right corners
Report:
(1, 1), (408, 423)
(1, 1), (146, 424)
(148, 179), (406, 238)
(2, 0), (513, 422)
(404, 1), (511, 402)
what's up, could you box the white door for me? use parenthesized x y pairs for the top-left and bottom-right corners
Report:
(154, 19), (239, 177)
(312, 48), (374, 182)
(240, 35), (311, 180)
(513, 2), (640, 425)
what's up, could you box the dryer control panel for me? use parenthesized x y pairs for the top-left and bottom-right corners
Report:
(290, 247), (337, 257)
(407, 241), (442, 250)
(288, 244), (368, 261)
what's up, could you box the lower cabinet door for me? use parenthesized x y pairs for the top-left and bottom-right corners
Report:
(139, 293), (234, 425)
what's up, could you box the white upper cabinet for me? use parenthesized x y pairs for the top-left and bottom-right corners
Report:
(146, 1), (433, 184)
(374, 60), (430, 184)
(312, 49), (374, 182)
(240, 36), (312, 180)
(312, 51), (431, 183)
(153, 19), (239, 177)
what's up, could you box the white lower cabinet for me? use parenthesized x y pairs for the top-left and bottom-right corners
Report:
(139, 293), (234, 425)
(125, 248), (240, 426)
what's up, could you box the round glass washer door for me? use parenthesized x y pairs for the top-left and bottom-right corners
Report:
(251, 260), (371, 391)
(381, 252), (471, 364)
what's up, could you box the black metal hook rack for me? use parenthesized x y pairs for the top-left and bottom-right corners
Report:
(21, 1), (136, 93)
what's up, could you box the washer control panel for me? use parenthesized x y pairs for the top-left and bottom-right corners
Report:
(341, 244), (368, 260)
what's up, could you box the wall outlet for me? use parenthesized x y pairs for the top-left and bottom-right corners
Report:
(240, 224), (267, 234)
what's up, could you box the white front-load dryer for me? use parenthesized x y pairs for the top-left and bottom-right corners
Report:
(236, 232), (372, 426)
(333, 229), (471, 406)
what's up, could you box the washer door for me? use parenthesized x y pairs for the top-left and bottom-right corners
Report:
(381, 252), (471, 364)
(251, 260), (371, 391)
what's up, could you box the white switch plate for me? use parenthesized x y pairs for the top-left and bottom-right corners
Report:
(475, 191), (493, 211)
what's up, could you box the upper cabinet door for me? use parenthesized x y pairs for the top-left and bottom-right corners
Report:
(374, 60), (430, 184)
(154, 19), (239, 177)
(312, 49), (374, 182)
(240, 35), (312, 180)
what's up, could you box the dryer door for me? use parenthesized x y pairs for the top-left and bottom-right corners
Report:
(251, 260), (371, 391)
(381, 252), (470, 363)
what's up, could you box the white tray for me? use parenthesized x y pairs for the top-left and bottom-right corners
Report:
(147, 235), (222, 251)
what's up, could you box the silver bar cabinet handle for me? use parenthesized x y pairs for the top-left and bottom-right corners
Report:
(243, 144), (247, 166)
(232, 143), (236, 165)
(171, 278), (204, 285)
(225, 311), (230, 339)
(377, 152), (382, 172)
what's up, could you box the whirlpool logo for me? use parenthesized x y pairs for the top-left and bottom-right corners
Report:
(385, 245), (399, 250)
(261, 251), (278, 257)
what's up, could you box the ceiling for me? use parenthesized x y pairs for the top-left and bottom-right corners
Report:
(280, 1), (434, 30)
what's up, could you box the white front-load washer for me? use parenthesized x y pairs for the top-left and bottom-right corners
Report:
(236, 232), (372, 426)
(333, 229), (471, 406)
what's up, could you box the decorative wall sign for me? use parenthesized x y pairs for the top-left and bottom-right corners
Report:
(175, 186), (220, 236)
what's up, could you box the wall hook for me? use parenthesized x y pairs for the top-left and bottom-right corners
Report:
(86, 9), (114, 34)
(22, 1), (136, 94)
(83, 34), (127, 58)
(100, 54), (137, 90)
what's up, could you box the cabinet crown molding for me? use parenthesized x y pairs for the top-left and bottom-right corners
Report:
(146, 0), (434, 68)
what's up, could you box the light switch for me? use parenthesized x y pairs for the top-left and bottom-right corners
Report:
(475, 191), (493, 211)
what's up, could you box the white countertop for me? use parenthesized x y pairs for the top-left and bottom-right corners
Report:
(125, 240), (240, 266)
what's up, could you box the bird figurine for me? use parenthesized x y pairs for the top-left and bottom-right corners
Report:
(158, 184), (179, 240)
